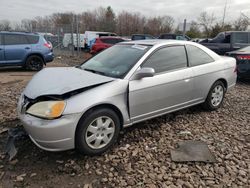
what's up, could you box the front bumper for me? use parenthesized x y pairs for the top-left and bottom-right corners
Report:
(19, 113), (81, 151)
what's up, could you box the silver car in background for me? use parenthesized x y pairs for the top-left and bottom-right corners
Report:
(18, 40), (237, 155)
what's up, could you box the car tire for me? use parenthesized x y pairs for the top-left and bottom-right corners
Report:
(26, 55), (44, 71)
(68, 44), (75, 51)
(202, 81), (225, 111)
(75, 108), (121, 155)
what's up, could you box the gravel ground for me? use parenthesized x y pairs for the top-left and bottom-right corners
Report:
(0, 56), (249, 187)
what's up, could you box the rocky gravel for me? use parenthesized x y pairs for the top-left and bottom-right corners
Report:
(0, 57), (249, 187)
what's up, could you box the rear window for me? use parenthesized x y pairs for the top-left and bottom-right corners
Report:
(101, 38), (123, 44)
(4, 34), (29, 45)
(132, 35), (145, 40)
(26, 35), (39, 44)
(234, 33), (249, 43)
(159, 35), (175, 39)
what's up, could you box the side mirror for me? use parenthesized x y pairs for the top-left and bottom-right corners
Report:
(131, 67), (155, 80)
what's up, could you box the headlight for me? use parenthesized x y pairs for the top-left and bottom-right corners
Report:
(26, 101), (66, 119)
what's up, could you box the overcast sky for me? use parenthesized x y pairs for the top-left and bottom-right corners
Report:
(0, 0), (249, 23)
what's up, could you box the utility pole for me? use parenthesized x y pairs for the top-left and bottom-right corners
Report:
(183, 19), (187, 36)
(222, 0), (228, 28)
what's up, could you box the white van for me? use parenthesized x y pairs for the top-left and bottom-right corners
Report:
(62, 33), (85, 49)
(84, 31), (117, 48)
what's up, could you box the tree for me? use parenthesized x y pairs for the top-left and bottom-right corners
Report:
(104, 6), (116, 32)
(116, 11), (145, 36)
(198, 12), (216, 38)
(233, 15), (249, 31)
(144, 16), (174, 36)
(186, 21), (202, 38)
(0, 20), (11, 31)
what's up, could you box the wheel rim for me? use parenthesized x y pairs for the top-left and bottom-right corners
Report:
(211, 85), (224, 107)
(85, 116), (115, 149)
(30, 57), (42, 70)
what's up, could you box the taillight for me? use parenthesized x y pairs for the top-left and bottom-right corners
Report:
(44, 43), (52, 49)
(237, 55), (250, 60)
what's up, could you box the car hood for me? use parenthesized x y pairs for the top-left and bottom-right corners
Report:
(24, 67), (116, 99)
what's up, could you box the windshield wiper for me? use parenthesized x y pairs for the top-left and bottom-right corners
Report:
(83, 68), (107, 76)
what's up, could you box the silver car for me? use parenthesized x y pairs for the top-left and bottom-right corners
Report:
(18, 40), (237, 155)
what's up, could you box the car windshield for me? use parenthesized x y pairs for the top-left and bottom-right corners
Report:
(80, 44), (151, 78)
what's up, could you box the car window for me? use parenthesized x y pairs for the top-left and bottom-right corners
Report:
(186, 45), (214, 66)
(176, 35), (187, 40)
(234, 33), (249, 43)
(26, 35), (39, 44)
(132, 35), (145, 40)
(81, 44), (151, 78)
(101, 38), (113, 44)
(142, 46), (187, 73)
(145, 36), (154, 39)
(159, 35), (175, 39)
(4, 34), (29, 45)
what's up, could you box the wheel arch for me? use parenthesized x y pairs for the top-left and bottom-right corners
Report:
(216, 78), (228, 91)
(75, 103), (124, 133)
(25, 53), (45, 65)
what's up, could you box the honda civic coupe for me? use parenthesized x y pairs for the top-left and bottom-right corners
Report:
(18, 40), (237, 155)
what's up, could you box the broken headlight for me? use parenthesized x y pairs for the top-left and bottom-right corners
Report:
(26, 101), (66, 119)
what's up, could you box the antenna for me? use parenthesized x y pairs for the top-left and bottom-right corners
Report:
(222, 0), (228, 28)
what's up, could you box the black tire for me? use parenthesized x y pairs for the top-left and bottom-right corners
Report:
(202, 81), (225, 111)
(26, 55), (44, 71)
(68, 44), (75, 51)
(75, 108), (121, 155)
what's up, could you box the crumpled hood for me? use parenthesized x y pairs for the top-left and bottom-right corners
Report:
(24, 67), (115, 99)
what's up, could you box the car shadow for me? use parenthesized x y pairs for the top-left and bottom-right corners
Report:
(0, 66), (31, 73)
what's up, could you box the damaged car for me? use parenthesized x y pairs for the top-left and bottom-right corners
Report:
(18, 40), (237, 155)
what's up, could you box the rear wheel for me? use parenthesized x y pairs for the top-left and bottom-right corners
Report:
(26, 55), (44, 71)
(68, 44), (75, 51)
(75, 108), (120, 155)
(202, 81), (225, 110)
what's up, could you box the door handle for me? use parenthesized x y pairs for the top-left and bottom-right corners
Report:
(25, 47), (30, 50)
(184, 79), (190, 82)
(0, 48), (2, 50)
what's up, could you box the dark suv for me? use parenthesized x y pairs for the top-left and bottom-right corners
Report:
(0, 31), (54, 70)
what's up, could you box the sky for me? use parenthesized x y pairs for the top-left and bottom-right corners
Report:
(0, 0), (249, 24)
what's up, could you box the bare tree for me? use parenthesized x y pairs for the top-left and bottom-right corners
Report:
(116, 11), (145, 36)
(0, 20), (11, 31)
(198, 11), (216, 37)
(233, 15), (249, 31)
(144, 16), (174, 36)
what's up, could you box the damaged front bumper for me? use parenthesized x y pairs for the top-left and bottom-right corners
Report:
(19, 113), (81, 151)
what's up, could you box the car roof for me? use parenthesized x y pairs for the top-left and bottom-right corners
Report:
(98, 36), (123, 39)
(121, 39), (192, 46)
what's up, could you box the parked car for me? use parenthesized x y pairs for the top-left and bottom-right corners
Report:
(226, 46), (250, 79)
(18, 40), (236, 155)
(200, 31), (250, 55)
(62, 33), (85, 50)
(84, 31), (117, 49)
(158, 33), (191, 41)
(0, 31), (54, 71)
(90, 37), (125, 54)
(131, 34), (155, 40)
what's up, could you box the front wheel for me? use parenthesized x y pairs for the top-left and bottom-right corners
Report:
(202, 81), (225, 110)
(75, 108), (121, 155)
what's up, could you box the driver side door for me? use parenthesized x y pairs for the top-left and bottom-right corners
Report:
(129, 45), (194, 123)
